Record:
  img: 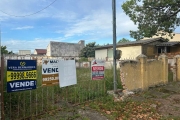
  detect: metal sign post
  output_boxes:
[112,0,117,92]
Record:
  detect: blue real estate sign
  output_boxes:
[7,60,37,93]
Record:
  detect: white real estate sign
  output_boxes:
[58,60,77,87]
[42,59,59,86]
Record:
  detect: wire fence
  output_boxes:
[0,56,121,120]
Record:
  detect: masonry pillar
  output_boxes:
[137,54,148,90]
[158,54,168,84]
[175,55,180,81]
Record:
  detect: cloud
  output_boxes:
[12,26,34,30]
[62,10,137,39]
[0,0,78,22]
[1,37,67,53]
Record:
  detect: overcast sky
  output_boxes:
[0,0,179,53]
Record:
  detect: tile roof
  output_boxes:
[35,49,47,54]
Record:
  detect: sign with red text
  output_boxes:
[91,59,105,80]
[42,59,59,86]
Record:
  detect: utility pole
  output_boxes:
[112,0,117,92]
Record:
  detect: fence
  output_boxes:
[0,56,120,120]
[0,57,4,120]
[120,54,168,91]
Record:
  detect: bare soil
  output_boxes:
[129,81,180,119]
[38,81,180,120]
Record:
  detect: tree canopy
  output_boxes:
[1,46,14,55]
[79,42,98,58]
[122,0,180,40]
[117,38,130,43]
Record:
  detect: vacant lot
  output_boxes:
[37,81,180,120]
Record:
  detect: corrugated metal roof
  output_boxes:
[156,41,180,46]
[95,37,165,50]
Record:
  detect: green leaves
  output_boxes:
[117,38,130,43]
[1,45,14,55]
[122,0,180,40]
[79,42,97,58]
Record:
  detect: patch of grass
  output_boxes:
[161,93,170,99]
[3,66,119,119]
[168,70,173,82]
[141,91,155,99]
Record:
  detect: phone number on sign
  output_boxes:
[8,71,37,80]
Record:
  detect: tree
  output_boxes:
[122,0,180,40]
[117,38,130,43]
[1,46,14,55]
[79,42,98,58]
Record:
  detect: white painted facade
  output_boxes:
[95,49,107,59]
[46,44,51,56]
[117,45,142,59]
[18,50,31,55]
[34,50,37,54]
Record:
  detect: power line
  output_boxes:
[0,0,58,17]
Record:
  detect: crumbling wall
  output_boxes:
[120,54,168,91]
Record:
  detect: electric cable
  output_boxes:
[0,0,58,17]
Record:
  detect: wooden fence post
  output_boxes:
[0,56,4,120]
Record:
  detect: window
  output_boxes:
[158,47,162,54]
[167,47,170,53]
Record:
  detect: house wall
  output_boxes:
[142,40,165,58]
[34,50,37,55]
[49,40,84,57]
[142,45,156,57]
[117,45,142,59]
[18,50,31,55]
[170,44,180,54]
[120,54,168,91]
[46,44,51,56]
[157,45,180,59]
[95,49,107,59]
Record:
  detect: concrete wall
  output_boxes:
[117,46,142,59]
[173,55,180,82]
[47,40,84,57]
[177,56,180,81]
[18,50,31,55]
[120,54,168,91]
[95,49,107,59]
[46,44,51,56]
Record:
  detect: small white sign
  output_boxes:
[58,60,77,87]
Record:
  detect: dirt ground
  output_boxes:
[128,81,180,119]
[38,81,180,120]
